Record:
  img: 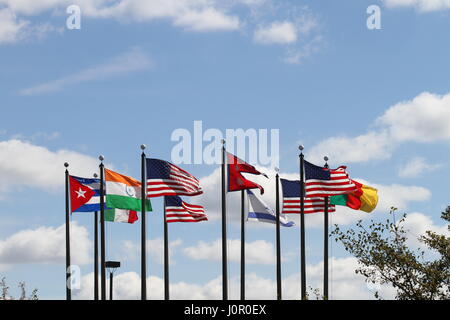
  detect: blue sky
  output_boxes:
[1,0,450,300]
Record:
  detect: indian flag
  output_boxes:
[105,168,151,213]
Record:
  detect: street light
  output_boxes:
[105,261,120,300]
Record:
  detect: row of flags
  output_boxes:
[69,156,378,226]
[65,148,379,300]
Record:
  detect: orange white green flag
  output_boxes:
[104,168,152,222]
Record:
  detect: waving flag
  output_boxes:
[304,160,357,197]
[247,190,294,227]
[227,152,267,194]
[164,196,207,223]
[105,209,138,224]
[330,180,378,213]
[146,159,202,197]
[69,176,100,212]
[105,168,151,212]
[280,178,335,214]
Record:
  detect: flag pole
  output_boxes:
[275,168,282,300]
[99,155,106,300]
[299,145,307,300]
[240,189,245,300]
[164,197,170,300]
[140,144,147,300]
[323,156,329,300]
[64,162,71,301]
[93,173,99,301]
[221,139,228,300]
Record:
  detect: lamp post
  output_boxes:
[105,261,120,300]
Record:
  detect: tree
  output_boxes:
[0,277,38,300]
[331,207,450,300]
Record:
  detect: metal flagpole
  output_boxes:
[164,197,170,300]
[93,173,99,301]
[99,155,106,300]
[140,144,147,300]
[323,156,329,300]
[240,189,245,300]
[221,139,228,300]
[275,168,282,300]
[299,145,307,300]
[64,162,71,301]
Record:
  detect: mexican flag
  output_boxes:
[330,180,378,213]
[105,208,139,224]
[105,168,151,220]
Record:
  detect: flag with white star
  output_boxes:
[69,176,101,212]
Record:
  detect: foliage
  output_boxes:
[0,277,38,300]
[331,207,450,300]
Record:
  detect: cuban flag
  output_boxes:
[69,176,102,212]
[247,190,294,227]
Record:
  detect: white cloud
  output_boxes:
[402,212,450,249]
[0,222,91,269]
[0,139,100,197]
[377,92,450,143]
[173,8,240,32]
[383,0,450,12]
[183,238,279,264]
[254,21,298,45]
[74,256,396,300]
[398,157,441,178]
[19,47,152,95]
[310,91,450,164]
[0,8,29,44]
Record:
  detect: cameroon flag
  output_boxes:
[330,180,378,213]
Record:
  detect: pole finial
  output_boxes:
[93,173,98,178]
[64,162,69,168]
[99,155,104,162]
[324,156,329,162]
[221,139,226,146]
[140,144,146,151]
[299,145,304,152]
[274,167,280,173]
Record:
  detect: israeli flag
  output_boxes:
[247,190,295,227]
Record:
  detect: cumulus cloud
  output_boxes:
[19,47,152,95]
[0,139,100,197]
[383,0,450,12]
[254,21,298,45]
[0,222,91,270]
[0,8,29,44]
[310,91,450,164]
[74,256,396,300]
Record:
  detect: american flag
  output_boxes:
[304,160,357,197]
[280,178,335,214]
[165,196,207,223]
[146,158,203,197]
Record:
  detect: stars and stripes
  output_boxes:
[280,178,335,214]
[164,196,207,223]
[304,160,357,197]
[146,158,203,197]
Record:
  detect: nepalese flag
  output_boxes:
[146,159,203,197]
[247,190,294,227]
[227,152,267,194]
[304,160,357,197]
[164,196,207,223]
[280,178,336,214]
[69,176,102,212]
